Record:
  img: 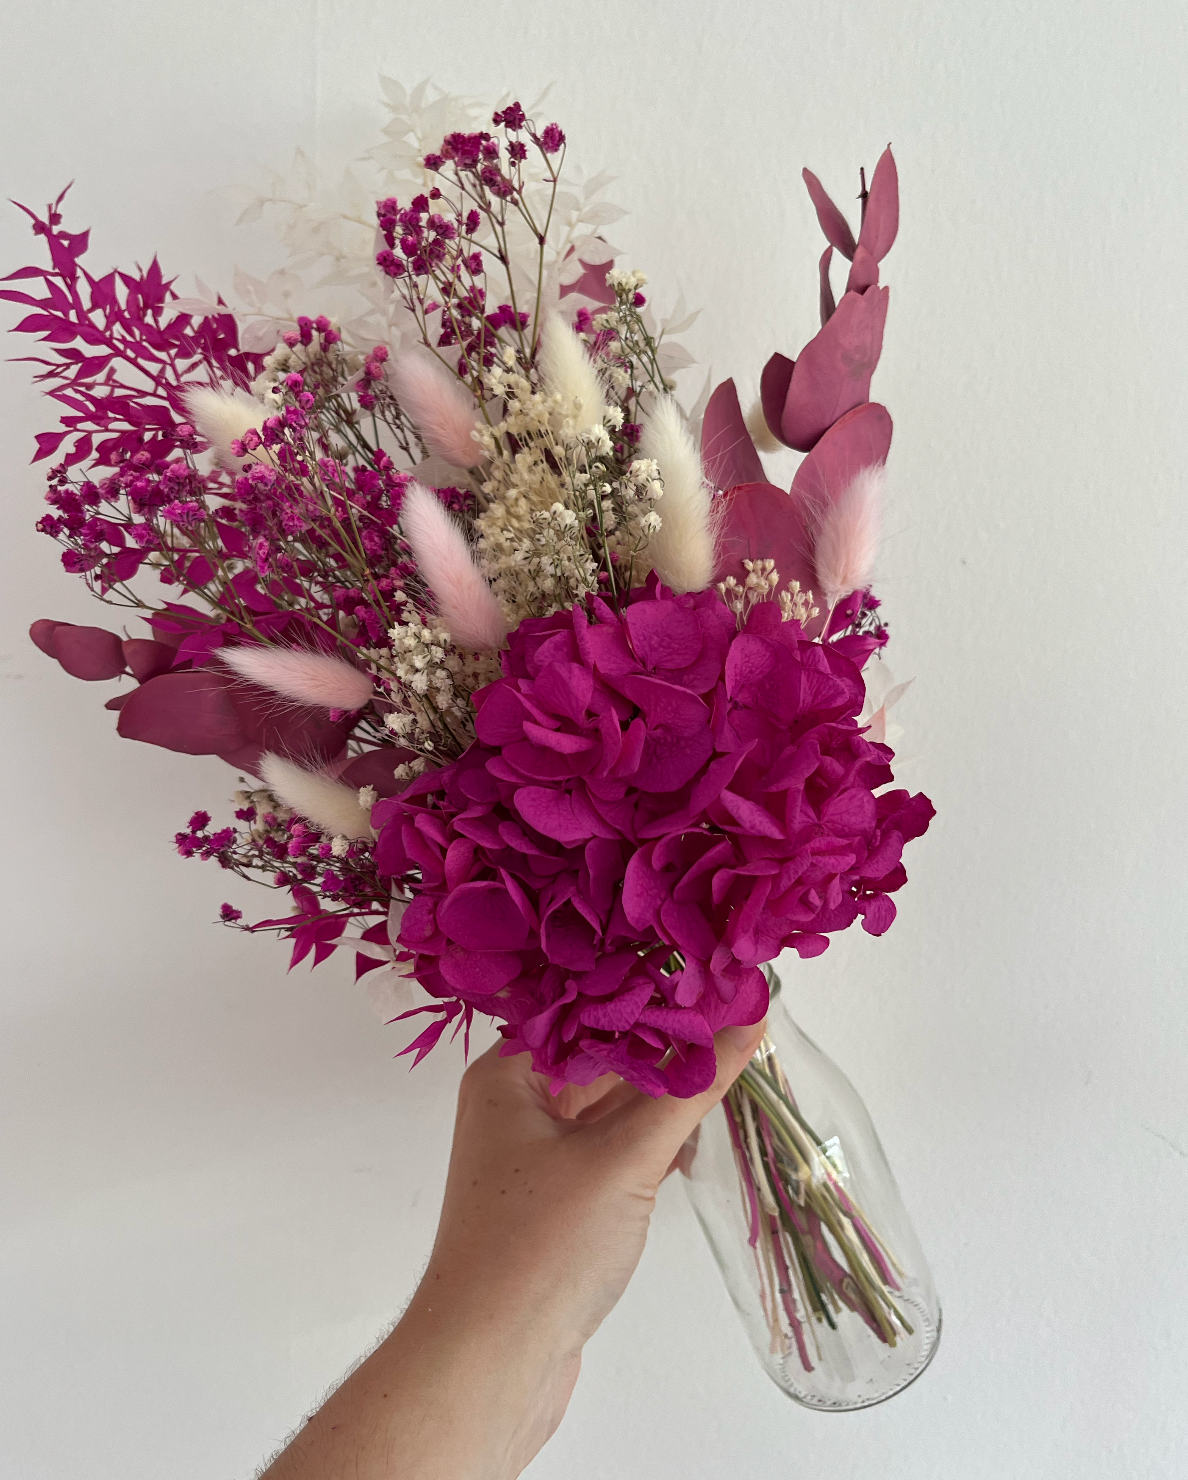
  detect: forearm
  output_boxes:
[262,1269,576,1480]
[260,1025,763,1479]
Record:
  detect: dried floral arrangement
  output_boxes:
[9,83,930,1109]
[9,81,937,1386]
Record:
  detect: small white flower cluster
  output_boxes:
[471,349,668,621]
[472,356,600,620]
[367,590,499,760]
[779,580,820,627]
[592,268,686,396]
[594,269,650,340]
[626,456,664,536]
[717,562,821,630]
[717,557,779,619]
[385,601,453,700]
[606,267,647,294]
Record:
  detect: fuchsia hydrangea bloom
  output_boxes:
[373,580,933,1098]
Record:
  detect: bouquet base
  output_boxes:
[681,976,941,1412]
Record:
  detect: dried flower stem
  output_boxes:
[723,1031,914,1373]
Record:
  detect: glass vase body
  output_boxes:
[681,990,941,1411]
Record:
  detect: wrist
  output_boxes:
[388,1269,577,1480]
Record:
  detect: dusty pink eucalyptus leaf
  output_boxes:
[121,637,176,683]
[117,670,246,754]
[845,245,880,295]
[856,146,899,264]
[30,619,127,680]
[701,378,764,490]
[818,246,836,326]
[789,402,893,515]
[759,353,795,448]
[802,168,858,260]
[223,684,352,774]
[28,619,64,658]
[777,288,889,453]
[116,668,350,772]
[712,482,816,595]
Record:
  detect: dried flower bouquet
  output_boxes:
[8,83,933,1394]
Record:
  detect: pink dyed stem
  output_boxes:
[757,1104,807,1231]
[853,1215,899,1289]
[804,1207,889,1343]
[767,1213,814,1373]
[758,1104,879,1340]
[725,1099,763,1249]
[830,1181,900,1290]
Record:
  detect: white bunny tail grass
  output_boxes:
[538,313,608,430]
[184,386,268,469]
[640,397,719,593]
[812,463,883,609]
[259,753,374,840]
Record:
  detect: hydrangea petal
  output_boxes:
[578,974,653,1030]
[623,600,703,670]
[438,882,531,951]
[439,946,522,994]
[636,723,714,793]
[860,894,897,935]
[663,1042,717,1097]
[532,660,593,721]
[515,786,593,846]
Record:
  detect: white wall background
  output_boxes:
[2,2,1186,1476]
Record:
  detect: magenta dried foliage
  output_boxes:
[4,187,263,470]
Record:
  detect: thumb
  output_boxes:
[594,1019,767,1175]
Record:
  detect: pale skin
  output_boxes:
[261,1018,766,1480]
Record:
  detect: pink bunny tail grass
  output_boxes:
[812,463,884,609]
[259,754,374,839]
[391,351,483,468]
[400,482,509,651]
[220,646,374,711]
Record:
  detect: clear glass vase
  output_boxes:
[681,971,941,1410]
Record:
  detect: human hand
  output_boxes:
[262,1019,766,1480]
